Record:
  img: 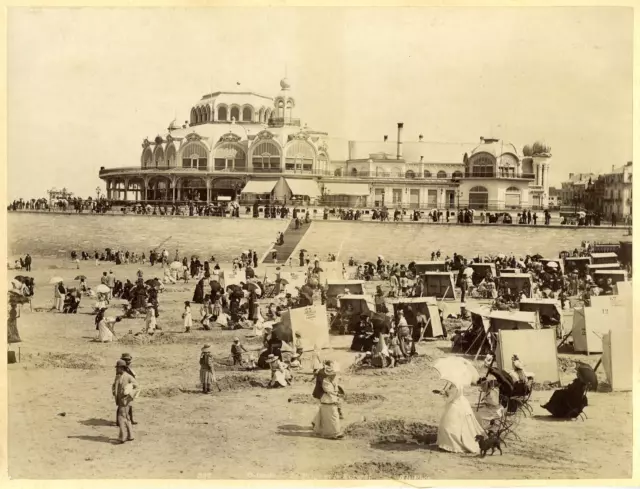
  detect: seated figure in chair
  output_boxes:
[542,364,595,419]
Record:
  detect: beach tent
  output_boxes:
[496,329,560,383]
[389,297,444,338]
[280,304,330,351]
[414,261,448,274]
[421,272,457,299]
[519,298,564,337]
[594,270,627,285]
[589,252,619,265]
[572,305,628,354]
[279,270,307,293]
[337,294,376,315]
[488,310,537,332]
[602,328,633,391]
[618,240,632,268]
[471,263,497,281]
[325,280,366,308]
[497,273,534,298]
[496,329,559,383]
[221,269,244,287]
[319,261,345,282]
[344,266,359,280]
[498,268,518,275]
[614,280,632,299]
[587,263,621,274]
[563,256,591,274]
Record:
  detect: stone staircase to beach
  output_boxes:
[262,220,312,264]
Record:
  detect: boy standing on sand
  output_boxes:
[112,359,138,444]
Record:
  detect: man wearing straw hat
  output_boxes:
[112,359,138,444]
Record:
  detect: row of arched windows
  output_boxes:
[142,139,323,172]
[190,105,274,125]
[335,169,465,179]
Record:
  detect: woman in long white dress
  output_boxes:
[96,316,114,343]
[312,360,344,439]
[436,382,485,453]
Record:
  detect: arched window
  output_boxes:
[405,170,416,179]
[265,108,272,123]
[242,106,253,122]
[205,106,211,123]
[141,148,153,168]
[112,180,126,200]
[351,168,358,177]
[153,146,164,168]
[505,186,521,208]
[317,153,329,174]
[258,107,265,123]
[437,171,448,179]
[166,145,177,168]
[147,177,171,201]
[277,101,285,118]
[423,170,432,178]
[334,168,343,177]
[179,178,207,202]
[470,155,495,177]
[180,142,208,170]
[285,140,315,172]
[251,140,281,171]
[452,170,463,179]
[230,106,240,122]
[469,186,489,210]
[214,143,247,171]
[127,179,144,202]
[217,106,228,121]
[190,108,197,125]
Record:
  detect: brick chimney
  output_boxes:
[397,123,404,160]
[384,135,388,142]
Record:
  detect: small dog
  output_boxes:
[475,434,504,457]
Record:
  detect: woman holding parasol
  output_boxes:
[433,357,485,453]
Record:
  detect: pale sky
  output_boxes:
[7,7,633,200]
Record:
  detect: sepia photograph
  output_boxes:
[5,6,635,482]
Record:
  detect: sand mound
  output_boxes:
[117,332,204,346]
[217,374,269,390]
[33,353,100,370]
[347,354,438,377]
[344,419,438,445]
[329,461,418,480]
[288,392,386,405]
[140,386,185,398]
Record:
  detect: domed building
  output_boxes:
[99,80,551,211]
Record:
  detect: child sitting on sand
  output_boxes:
[231,337,248,365]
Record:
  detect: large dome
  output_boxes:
[470,138,519,158]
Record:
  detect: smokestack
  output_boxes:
[397,122,404,160]
[419,134,424,142]
[384,135,388,142]
[420,156,424,163]
[612,165,615,172]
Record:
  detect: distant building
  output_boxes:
[547,186,561,208]
[560,173,596,212]
[98,79,553,211]
[597,162,633,220]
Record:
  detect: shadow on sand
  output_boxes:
[79,418,114,427]
[67,435,120,445]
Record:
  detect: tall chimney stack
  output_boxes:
[419,134,424,142]
[397,122,404,160]
[384,135,388,142]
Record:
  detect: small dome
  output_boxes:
[280,78,291,90]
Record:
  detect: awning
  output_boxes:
[216,195,232,201]
[240,179,278,194]
[285,178,321,198]
[323,183,370,196]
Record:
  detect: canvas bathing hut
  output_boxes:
[325,280,366,308]
[389,297,444,339]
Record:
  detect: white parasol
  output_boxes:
[433,356,480,387]
[546,262,558,269]
[169,261,183,270]
[49,276,64,284]
[95,284,110,294]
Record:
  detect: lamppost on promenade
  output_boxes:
[456,190,463,223]
[96,186,101,200]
